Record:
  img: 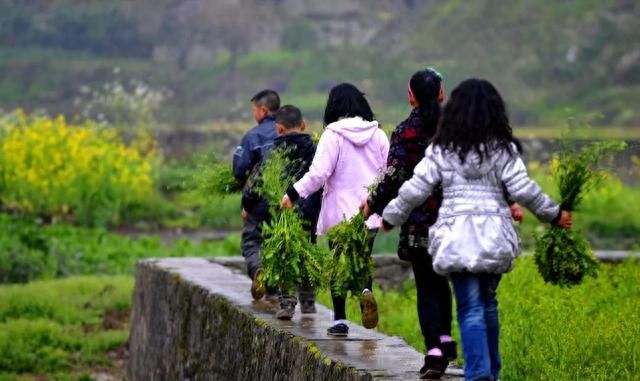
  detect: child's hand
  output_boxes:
[241,208,248,222]
[382,219,394,232]
[361,201,372,218]
[556,210,572,228]
[510,203,523,223]
[279,195,293,210]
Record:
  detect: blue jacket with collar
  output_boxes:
[233,114,277,188]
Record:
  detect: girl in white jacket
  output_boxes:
[382,79,572,381]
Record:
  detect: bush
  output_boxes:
[0,214,239,284]
[0,111,156,227]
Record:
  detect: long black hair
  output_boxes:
[409,69,442,137]
[433,78,522,163]
[323,83,374,126]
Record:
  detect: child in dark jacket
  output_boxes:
[365,68,456,378]
[243,105,322,319]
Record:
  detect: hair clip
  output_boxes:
[427,66,443,80]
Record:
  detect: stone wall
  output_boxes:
[128,258,453,381]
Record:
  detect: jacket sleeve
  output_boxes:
[242,161,264,213]
[382,151,441,227]
[368,128,411,215]
[233,132,257,187]
[288,130,339,200]
[501,154,560,223]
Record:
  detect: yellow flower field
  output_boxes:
[0,110,156,226]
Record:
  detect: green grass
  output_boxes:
[318,257,640,380]
[517,164,640,250]
[515,126,640,140]
[0,213,239,284]
[0,276,133,380]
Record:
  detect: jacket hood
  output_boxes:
[274,132,315,156]
[326,117,380,147]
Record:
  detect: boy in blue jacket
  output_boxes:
[233,89,279,300]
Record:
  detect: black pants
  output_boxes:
[241,213,262,280]
[331,230,377,321]
[410,247,453,350]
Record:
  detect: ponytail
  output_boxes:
[409,69,443,138]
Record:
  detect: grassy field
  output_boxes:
[0,276,133,381]
[0,214,239,284]
[317,256,640,381]
[1,257,636,380]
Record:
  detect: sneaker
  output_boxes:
[327,323,349,337]
[300,301,317,314]
[250,269,266,300]
[419,354,448,379]
[360,289,379,329]
[264,287,280,303]
[440,340,457,361]
[298,288,316,313]
[275,295,297,320]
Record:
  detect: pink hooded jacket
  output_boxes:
[291,117,390,235]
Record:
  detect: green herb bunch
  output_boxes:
[326,211,373,297]
[255,146,299,206]
[195,162,240,198]
[262,207,330,293]
[258,147,330,293]
[534,140,626,287]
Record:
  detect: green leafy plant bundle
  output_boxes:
[534,140,626,287]
[326,211,373,297]
[195,162,240,198]
[262,207,330,293]
[258,147,329,293]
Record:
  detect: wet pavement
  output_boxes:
[150,258,464,380]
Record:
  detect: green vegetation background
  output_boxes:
[1,0,639,126]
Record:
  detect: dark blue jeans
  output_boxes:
[450,273,502,381]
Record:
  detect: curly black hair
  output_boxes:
[433,78,521,163]
[409,68,442,138]
[323,83,374,126]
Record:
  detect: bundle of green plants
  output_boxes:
[195,162,240,198]
[261,207,330,293]
[534,140,626,287]
[326,211,374,297]
[257,148,329,293]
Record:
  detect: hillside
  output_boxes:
[0,0,638,126]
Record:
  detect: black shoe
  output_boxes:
[250,269,266,300]
[327,323,349,337]
[298,288,316,313]
[275,295,297,320]
[419,354,447,379]
[300,301,317,314]
[264,287,280,303]
[440,340,458,361]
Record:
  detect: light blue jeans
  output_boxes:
[450,273,502,381]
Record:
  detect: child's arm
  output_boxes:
[286,130,339,202]
[367,128,411,216]
[233,134,257,188]
[501,155,561,223]
[382,152,441,228]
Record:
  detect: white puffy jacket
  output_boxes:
[382,143,560,275]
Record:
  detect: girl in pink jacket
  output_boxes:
[281,83,389,337]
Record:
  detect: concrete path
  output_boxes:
[142,258,464,380]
